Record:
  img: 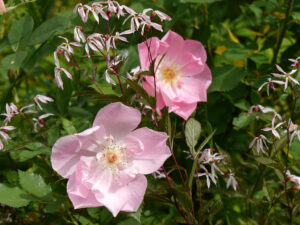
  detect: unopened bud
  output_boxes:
[108,67,116,74]
[150,11,157,20]
[57,49,64,55]
[107,10,111,18]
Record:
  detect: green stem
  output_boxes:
[188,155,198,189]
[271,0,294,64]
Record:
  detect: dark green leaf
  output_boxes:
[28,15,70,45]
[0,183,30,207]
[18,170,52,198]
[1,51,28,70]
[8,15,34,51]
[185,118,201,150]
[208,65,244,92]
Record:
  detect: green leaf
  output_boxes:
[126,78,155,107]
[254,157,283,170]
[185,118,201,151]
[56,77,72,115]
[128,204,143,223]
[18,171,52,198]
[290,141,300,160]
[9,142,50,162]
[28,16,70,46]
[233,112,255,129]
[62,118,77,134]
[196,129,216,153]
[25,142,51,152]
[10,150,44,162]
[93,94,124,103]
[8,15,34,51]
[250,54,270,64]
[74,215,95,225]
[1,51,28,70]
[200,200,223,224]
[120,46,139,75]
[0,183,30,207]
[173,186,193,213]
[208,65,244,92]
[118,218,140,225]
[44,200,63,213]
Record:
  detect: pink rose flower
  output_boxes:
[138,31,212,120]
[51,102,171,216]
[0,0,6,14]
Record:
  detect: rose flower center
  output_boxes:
[162,68,176,81]
[106,152,118,164]
[96,136,128,175]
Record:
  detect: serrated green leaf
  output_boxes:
[185,118,201,151]
[25,142,51,152]
[62,118,77,134]
[8,15,34,51]
[208,65,244,92]
[9,142,50,162]
[10,150,43,162]
[18,171,52,198]
[0,183,30,207]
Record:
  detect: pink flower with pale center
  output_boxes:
[51,102,171,216]
[0,0,6,14]
[138,31,212,120]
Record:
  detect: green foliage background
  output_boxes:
[0,0,300,224]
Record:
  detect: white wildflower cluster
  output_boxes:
[249,109,285,154]
[53,1,171,89]
[258,62,299,95]
[0,95,54,150]
[250,58,300,156]
[196,148,237,191]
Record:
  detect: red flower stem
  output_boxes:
[115,72,125,96]
[162,167,192,225]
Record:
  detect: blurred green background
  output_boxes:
[0,0,300,224]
